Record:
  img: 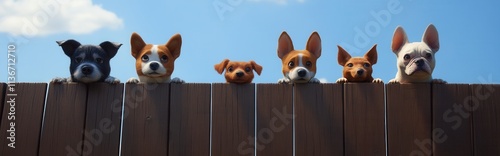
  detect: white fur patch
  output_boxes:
[141,45,167,76]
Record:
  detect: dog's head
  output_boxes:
[214,59,262,84]
[277,31,321,83]
[130,32,182,82]
[338,44,377,82]
[57,40,121,83]
[392,24,440,81]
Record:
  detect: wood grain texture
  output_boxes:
[169,83,211,156]
[432,84,472,156]
[386,84,432,156]
[212,83,255,156]
[295,84,344,156]
[0,83,47,156]
[344,83,385,156]
[472,84,500,156]
[256,84,293,156]
[122,83,170,156]
[39,83,88,156]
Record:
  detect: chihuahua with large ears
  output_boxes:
[127,32,184,83]
[52,40,122,84]
[336,44,383,83]
[277,31,322,84]
[214,59,263,84]
[389,24,446,84]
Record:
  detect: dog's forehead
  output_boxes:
[348,57,370,64]
[284,50,316,61]
[228,62,250,68]
[141,44,169,55]
[75,45,106,58]
[401,42,433,55]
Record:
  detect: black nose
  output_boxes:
[416,59,424,67]
[150,62,159,70]
[236,72,244,77]
[81,65,93,75]
[298,69,307,77]
[357,69,364,75]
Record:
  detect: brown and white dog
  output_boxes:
[277,31,322,84]
[127,32,184,83]
[336,44,383,83]
[214,59,263,84]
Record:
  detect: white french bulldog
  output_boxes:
[389,24,446,84]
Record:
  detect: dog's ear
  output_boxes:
[57,39,81,57]
[278,31,294,59]
[391,26,409,53]
[166,34,182,59]
[250,61,263,76]
[214,59,230,74]
[422,24,439,52]
[131,32,146,59]
[100,41,122,58]
[364,44,378,65]
[306,31,322,58]
[337,45,351,66]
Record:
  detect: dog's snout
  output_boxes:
[416,59,424,67]
[357,69,364,75]
[150,62,159,70]
[236,72,244,77]
[298,69,307,77]
[81,65,93,75]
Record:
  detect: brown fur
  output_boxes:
[337,44,382,83]
[214,59,263,84]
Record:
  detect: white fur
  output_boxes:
[141,45,167,76]
[73,63,102,83]
[278,54,318,84]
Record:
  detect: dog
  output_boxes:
[127,32,184,83]
[277,31,322,84]
[214,59,263,84]
[51,40,121,84]
[336,44,383,83]
[389,24,446,84]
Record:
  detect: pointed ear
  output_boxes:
[364,44,378,65]
[250,61,263,75]
[277,31,294,59]
[306,31,322,58]
[422,24,439,52]
[130,32,146,58]
[100,41,122,58]
[391,26,408,53]
[214,59,230,74]
[337,45,351,66]
[57,39,81,57]
[166,34,182,59]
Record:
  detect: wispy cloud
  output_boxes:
[0,0,123,37]
[319,78,328,83]
[247,0,306,5]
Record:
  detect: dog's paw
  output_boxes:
[51,77,69,83]
[372,78,384,83]
[278,78,290,84]
[388,79,400,84]
[432,79,447,84]
[336,78,348,84]
[105,76,120,84]
[171,77,185,84]
[309,78,321,84]
[126,78,140,84]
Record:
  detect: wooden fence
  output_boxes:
[0,83,499,156]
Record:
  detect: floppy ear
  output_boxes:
[422,24,439,52]
[100,41,122,58]
[364,44,378,65]
[56,39,81,57]
[306,31,322,58]
[214,59,230,74]
[277,31,294,59]
[250,61,263,75]
[166,34,182,59]
[337,45,351,66]
[391,26,408,53]
[130,32,146,59]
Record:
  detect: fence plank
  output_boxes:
[212,83,255,156]
[386,84,432,156]
[169,83,211,156]
[0,83,47,156]
[39,83,88,156]
[295,84,344,156]
[472,84,500,156]
[122,83,170,156]
[256,84,293,156]
[432,84,472,156]
[344,83,385,156]
[0,83,5,125]
[84,83,124,156]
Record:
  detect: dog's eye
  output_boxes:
[228,66,234,72]
[404,54,411,60]
[161,55,168,62]
[364,63,371,68]
[245,67,251,72]
[288,61,294,67]
[141,55,149,62]
[347,63,353,67]
[306,61,312,67]
[75,58,83,63]
[426,53,432,59]
[95,58,103,64]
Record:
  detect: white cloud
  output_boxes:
[0,0,123,37]
[319,78,328,83]
[247,0,305,5]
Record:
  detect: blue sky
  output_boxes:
[1,0,499,84]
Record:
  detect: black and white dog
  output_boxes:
[52,40,122,84]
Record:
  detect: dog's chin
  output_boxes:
[144,72,167,78]
[291,77,311,83]
[405,68,432,77]
[74,76,101,83]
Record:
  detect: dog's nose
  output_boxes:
[357,69,364,75]
[416,59,424,67]
[298,69,307,77]
[81,65,93,75]
[150,62,159,70]
[236,72,244,77]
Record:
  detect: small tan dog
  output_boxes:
[214,59,263,84]
[336,44,383,83]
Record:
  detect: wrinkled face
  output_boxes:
[282,51,317,83]
[343,57,373,82]
[70,45,110,83]
[224,62,256,84]
[136,44,175,78]
[398,42,435,77]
